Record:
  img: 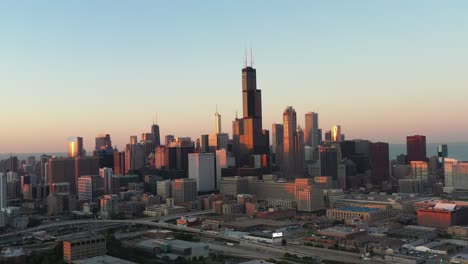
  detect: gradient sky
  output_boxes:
[1,1,468,153]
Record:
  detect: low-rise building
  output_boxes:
[448,226,468,238]
[63,237,106,263]
[326,206,393,223]
[417,202,468,229]
[317,226,367,239]
[136,239,209,259]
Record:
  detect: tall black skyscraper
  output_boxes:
[232,60,269,168]
[151,123,161,146]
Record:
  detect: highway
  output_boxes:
[0,213,384,263]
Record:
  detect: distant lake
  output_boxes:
[390,142,468,161]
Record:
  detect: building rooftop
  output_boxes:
[335,206,380,212]
[72,255,137,264]
[434,203,456,211]
[137,239,208,250]
[319,226,361,235]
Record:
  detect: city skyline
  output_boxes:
[2,1,468,153]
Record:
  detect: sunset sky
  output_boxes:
[1,1,467,153]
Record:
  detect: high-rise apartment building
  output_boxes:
[305,112,319,148]
[407,135,427,163]
[232,64,270,168]
[68,137,84,158]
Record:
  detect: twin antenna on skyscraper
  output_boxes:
[244,47,254,67]
[153,113,158,125]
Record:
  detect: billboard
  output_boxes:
[272,232,283,238]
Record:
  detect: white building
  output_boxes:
[188,153,215,192]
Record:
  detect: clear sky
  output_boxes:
[1,1,467,153]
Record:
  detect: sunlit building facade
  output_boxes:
[67,137,84,158]
[331,125,341,142]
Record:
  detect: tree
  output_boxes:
[281,238,287,246]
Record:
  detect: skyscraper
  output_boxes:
[188,153,216,192]
[68,137,84,158]
[305,112,319,148]
[370,142,390,190]
[295,126,305,175]
[215,110,221,134]
[324,130,332,142]
[271,123,284,165]
[129,136,138,145]
[99,167,113,195]
[438,144,448,165]
[232,63,270,168]
[319,146,339,185]
[49,156,99,194]
[407,135,427,163]
[151,123,161,146]
[95,134,112,151]
[282,106,299,179]
[331,125,341,142]
[165,135,175,146]
[200,134,209,153]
